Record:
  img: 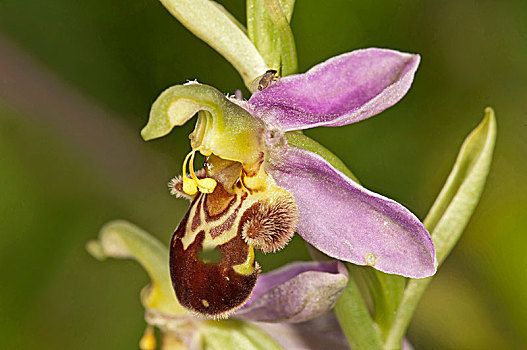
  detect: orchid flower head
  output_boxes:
[141,48,437,319]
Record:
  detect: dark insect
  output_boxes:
[251,69,279,92]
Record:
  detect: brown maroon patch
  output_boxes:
[240,202,264,240]
[204,184,236,219]
[208,194,246,239]
[170,215,259,318]
[209,209,237,239]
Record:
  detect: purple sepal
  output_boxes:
[236,260,348,323]
[268,146,437,278]
[249,48,420,131]
[252,312,350,350]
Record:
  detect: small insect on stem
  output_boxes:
[251,69,279,92]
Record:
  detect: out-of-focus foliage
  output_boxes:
[0,0,525,349]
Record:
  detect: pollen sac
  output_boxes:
[241,192,298,254]
[169,169,207,200]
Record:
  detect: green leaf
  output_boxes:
[384,108,497,349]
[200,319,283,350]
[209,1,247,34]
[158,0,267,89]
[280,0,296,21]
[86,220,187,315]
[424,107,497,264]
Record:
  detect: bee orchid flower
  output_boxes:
[141,48,437,318]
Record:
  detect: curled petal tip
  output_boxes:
[140,124,169,141]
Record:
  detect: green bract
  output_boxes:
[87,220,186,315]
[157,0,267,88]
[384,108,497,349]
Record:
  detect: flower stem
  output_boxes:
[383,277,431,349]
[263,0,298,75]
[334,264,383,350]
[361,269,405,338]
[247,0,281,69]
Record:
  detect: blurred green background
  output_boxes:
[0,0,525,349]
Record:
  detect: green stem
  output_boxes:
[361,269,405,338]
[264,0,298,75]
[247,0,281,69]
[334,264,383,350]
[383,277,431,349]
[285,132,359,182]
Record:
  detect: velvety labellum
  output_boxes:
[170,185,259,318]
